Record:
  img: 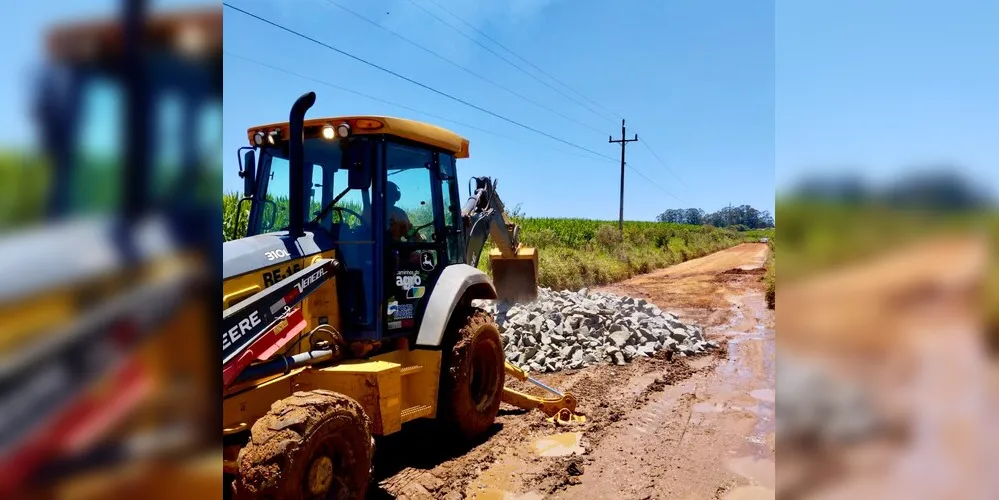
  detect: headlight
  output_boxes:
[322,124,336,140]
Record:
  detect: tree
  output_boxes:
[659,205,774,229]
[683,208,704,225]
[656,208,684,223]
[759,210,775,228]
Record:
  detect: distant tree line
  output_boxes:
[790,168,995,211]
[656,205,775,230]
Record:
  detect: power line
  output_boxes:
[223,2,619,162]
[403,0,617,126]
[223,51,618,166]
[639,139,688,189]
[225,57,681,214]
[625,162,686,204]
[420,0,622,123]
[223,52,511,140]
[322,0,606,135]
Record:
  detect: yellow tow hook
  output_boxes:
[502,361,587,424]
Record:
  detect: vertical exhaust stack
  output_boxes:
[288,91,316,238]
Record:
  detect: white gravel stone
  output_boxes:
[476,288,715,373]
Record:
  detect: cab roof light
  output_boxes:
[336,122,350,138]
[321,124,336,140]
[354,119,383,130]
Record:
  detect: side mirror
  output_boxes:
[433,164,449,181]
[345,142,371,189]
[239,147,256,197]
[438,154,457,182]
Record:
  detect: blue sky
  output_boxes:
[6,1,996,220]
[1,0,212,144]
[223,0,776,220]
[777,0,998,197]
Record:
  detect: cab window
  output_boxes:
[384,143,436,242]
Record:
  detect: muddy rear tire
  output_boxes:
[438,307,506,441]
[234,390,373,500]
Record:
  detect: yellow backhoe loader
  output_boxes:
[222,91,581,499]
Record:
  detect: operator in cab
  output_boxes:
[386,181,421,242]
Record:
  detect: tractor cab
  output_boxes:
[36,10,222,222]
[225,114,471,342]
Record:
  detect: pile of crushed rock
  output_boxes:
[473,287,717,373]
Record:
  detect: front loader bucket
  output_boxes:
[489,246,538,303]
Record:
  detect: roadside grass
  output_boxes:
[476,217,758,290]
[744,228,775,241]
[764,235,775,309]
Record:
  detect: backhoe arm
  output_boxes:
[461,177,538,302]
[460,178,580,422]
[461,177,520,266]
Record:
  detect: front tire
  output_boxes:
[438,307,506,441]
[234,390,373,500]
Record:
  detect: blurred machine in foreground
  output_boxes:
[0,2,221,498]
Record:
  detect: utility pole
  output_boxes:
[609,119,638,232]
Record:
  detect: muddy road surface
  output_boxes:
[373,243,774,500]
[775,236,998,500]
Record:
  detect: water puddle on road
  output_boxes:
[749,388,775,403]
[721,485,775,500]
[725,455,776,489]
[465,460,546,500]
[693,401,726,413]
[699,292,776,465]
[467,488,545,500]
[533,432,584,457]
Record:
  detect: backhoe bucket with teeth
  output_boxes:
[489,246,539,303]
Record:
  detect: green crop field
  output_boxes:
[223,192,761,290]
[483,217,756,290]
[0,151,49,230]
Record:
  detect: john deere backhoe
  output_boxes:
[222,92,580,498]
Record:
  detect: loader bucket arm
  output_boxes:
[501,361,585,424]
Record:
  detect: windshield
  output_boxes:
[257,137,370,235]
[71,75,121,214]
[255,137,376,327]
[37,59,221,219]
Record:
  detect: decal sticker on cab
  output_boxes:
[262,263,303,287]
[395,270,422,290]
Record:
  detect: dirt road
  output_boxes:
[373,243,774,500]
[774,236,998,499]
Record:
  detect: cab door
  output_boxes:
[380,142,447,337]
